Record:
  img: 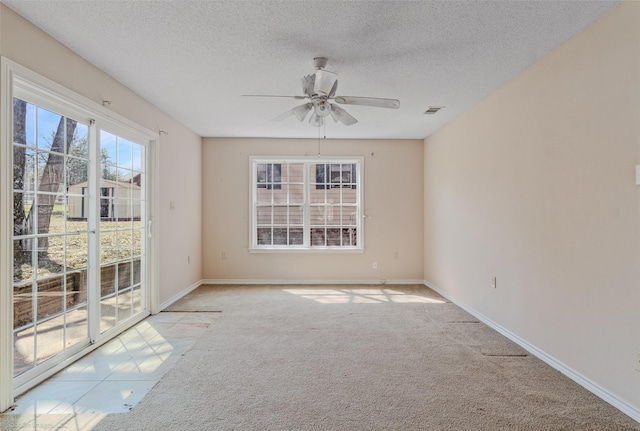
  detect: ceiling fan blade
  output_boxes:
[292,103,312,121]
[272,109,294,121]
[309,112,324,127]
[329,104,358,126]
[333,96,400,109]
[272,103,312,122]
[242,95,307,99]
[327,79,338,99]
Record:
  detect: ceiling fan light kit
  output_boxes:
[246,57,400,128]
[313,70,338,96]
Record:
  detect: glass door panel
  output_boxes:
[12,98,91,378]
[99,130,147,334]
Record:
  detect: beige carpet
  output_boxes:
[94,284,639,430]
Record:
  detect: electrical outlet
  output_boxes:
[187,255,191,264]
[491,276,497,289]
[372,262,378,270]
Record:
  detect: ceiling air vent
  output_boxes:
[424,106,444,115]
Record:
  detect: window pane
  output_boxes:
[132,285,142,314]
[132,144,144,171]
[289,228,303,245]
[133,258,142,285]
[117,290,133,323]
[311,228,325,246]
[14,147,35,192]
[289,184,304,204]
[273,228,287,245]
[343,228,357,246]
[256,163,267,186]
[101,165,118,182]
[133,229,144,258]
[257,228,272,245]
[101,131,117,166]
[101,264,116,297]
[118,261,132,291]
[342,189,357,204]
[69,123,89,160]
[36,150,65,195]
[343,206,358,225]
[273,184,287,204]
[65,305,88,348]
[100,295,116,333]
[13,192,33,238]
[118,230,133,260]
[327,228,341,246]
[13,98,34,148]
[36,108,63,153]
[14,282,33,328]
[313,164,328,190]
[115,198,132,222]
[256,188,273,205]
[117,138,133,170]
[311,205,329,226]
[257,206,272,225]
[36,193,66,235]
[36,315,65,364]
[66,156,88,191]
[289,206,303,225]
[67,269,87,307]
[36,236,65,278]
[36,276,65,321]
[14,238,34,282]
[273,207,288,224]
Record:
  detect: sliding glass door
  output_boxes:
[11,95,151,387]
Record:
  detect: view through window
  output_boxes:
[251,158,363,250]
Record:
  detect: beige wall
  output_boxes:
[203,138,424,282]
[424,1,640,411]
[0,5,203,304]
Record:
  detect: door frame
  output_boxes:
[0,57,160,412]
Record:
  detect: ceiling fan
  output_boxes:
[244,57,400,127]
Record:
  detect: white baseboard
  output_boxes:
[159,279,203,311]
[201,279,425,286]
[423,279,640,424]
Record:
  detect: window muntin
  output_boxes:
[251,158,362,250]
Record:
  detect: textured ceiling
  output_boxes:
[2,1,621,139]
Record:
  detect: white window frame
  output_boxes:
[249,156,364,253]
[0,58,160,411]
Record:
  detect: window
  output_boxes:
[251,157,363,251]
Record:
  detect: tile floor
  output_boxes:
[0,311,217,429]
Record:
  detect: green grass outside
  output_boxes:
[13,212,142,282]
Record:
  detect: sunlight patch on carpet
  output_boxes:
[283,288,446,304]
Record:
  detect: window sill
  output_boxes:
[249,247,364,254]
